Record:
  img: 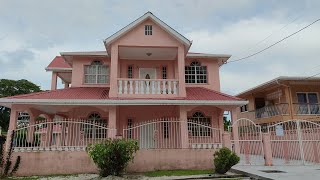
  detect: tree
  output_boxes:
[0,79,41,132]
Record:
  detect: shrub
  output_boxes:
[86,138,139,177]
[213,147,239,174]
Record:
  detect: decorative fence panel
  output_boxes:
[123,118,222,149]
[267,120,320,165]
[13,119,116,152]
[230,118,264,165]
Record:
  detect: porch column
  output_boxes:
[222,132,232,150]
[231,108,240,155]
[218,110,224,143]
[177,46,186,97]
[27,112,35,143]
[284,86,294,119]
[179,106,189,148]
[5,106,18,153]
[108,106,117,139]
[109,45,119,98]
[51,72,58,90]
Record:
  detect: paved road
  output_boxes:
[232,165,320,180]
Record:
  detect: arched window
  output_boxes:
[188,111,211,136]
[185,61,207,84]
[84,112,107,139]
[84,60,109,84]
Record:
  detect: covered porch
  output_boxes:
[8,104,234,152]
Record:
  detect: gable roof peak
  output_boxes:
[104,11,191,49]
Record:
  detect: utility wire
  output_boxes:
[233,13,304,59]
[228,18,320,63]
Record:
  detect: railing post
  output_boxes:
[129,80,133,94]
[157,81,161,94]
[168,80,172,94]
[173,81,177,94]
[262,133,273,166]
[222,132,232,150]
[135,80,139,94]
[118,80,122,94]
[124,80,128,94]
[140,80,144,94]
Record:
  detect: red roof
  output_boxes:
[46,56,71,69]
[4,87,241,101]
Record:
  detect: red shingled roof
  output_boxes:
[4,87,241,101]
[46,56,71,69]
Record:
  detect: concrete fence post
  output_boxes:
[262,133,273,166]
[222,132,232,150]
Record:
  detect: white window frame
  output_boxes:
[145,25,152,35]
[185,61,207,84]
[84,61,109,84]
[188,112,211,137]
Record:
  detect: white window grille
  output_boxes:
[185,61,207,84]
[188,112,211,137]
[83,113,107,139]
[84,60,109,84]
[162,66,167,79]
[128,65,133,78]
[145,25,152,35]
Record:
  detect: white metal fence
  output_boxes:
[267,120,320,165]
[123,118,222,149]
[12,119,115,152]
[230,118,265,165]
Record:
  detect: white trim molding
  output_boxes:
[0,98,248,106]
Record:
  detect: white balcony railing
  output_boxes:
[118,78,179,95]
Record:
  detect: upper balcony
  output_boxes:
[238,103,320,122]
[118,78,179,96]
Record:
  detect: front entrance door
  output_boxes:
[139,68,157,79]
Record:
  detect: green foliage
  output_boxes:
[213,147,240,174]
[0,79,41,132]
[1,131,21,178]
[86,139,139,177]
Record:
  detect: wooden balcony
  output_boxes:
[117,78,179,96]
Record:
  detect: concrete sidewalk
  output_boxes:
[232,165,320,180]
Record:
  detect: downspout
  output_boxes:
[276,80,294,119]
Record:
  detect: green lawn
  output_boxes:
[144,169,214,177]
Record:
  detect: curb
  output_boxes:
[230,168,273,180]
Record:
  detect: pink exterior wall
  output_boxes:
[13,149,217,176]
[119,59,176,79]
[71,56,110,87]
[113,19,182,47]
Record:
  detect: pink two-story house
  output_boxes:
[0,12,246,175]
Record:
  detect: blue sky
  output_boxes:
[0,0,319,95]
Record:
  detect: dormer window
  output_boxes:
[84,60,109,84]
[145,25,152,35]
[185,61,207,84]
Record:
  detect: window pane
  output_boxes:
[98,66,107,74]
[308,93,318,104]
[97,75,107,84]
[85,75,96,83]
[297,93,307,103]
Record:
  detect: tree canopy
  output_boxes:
[0,79,41,131]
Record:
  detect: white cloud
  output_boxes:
[186,15,320,95]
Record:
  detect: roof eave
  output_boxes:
[0,99,247,106]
